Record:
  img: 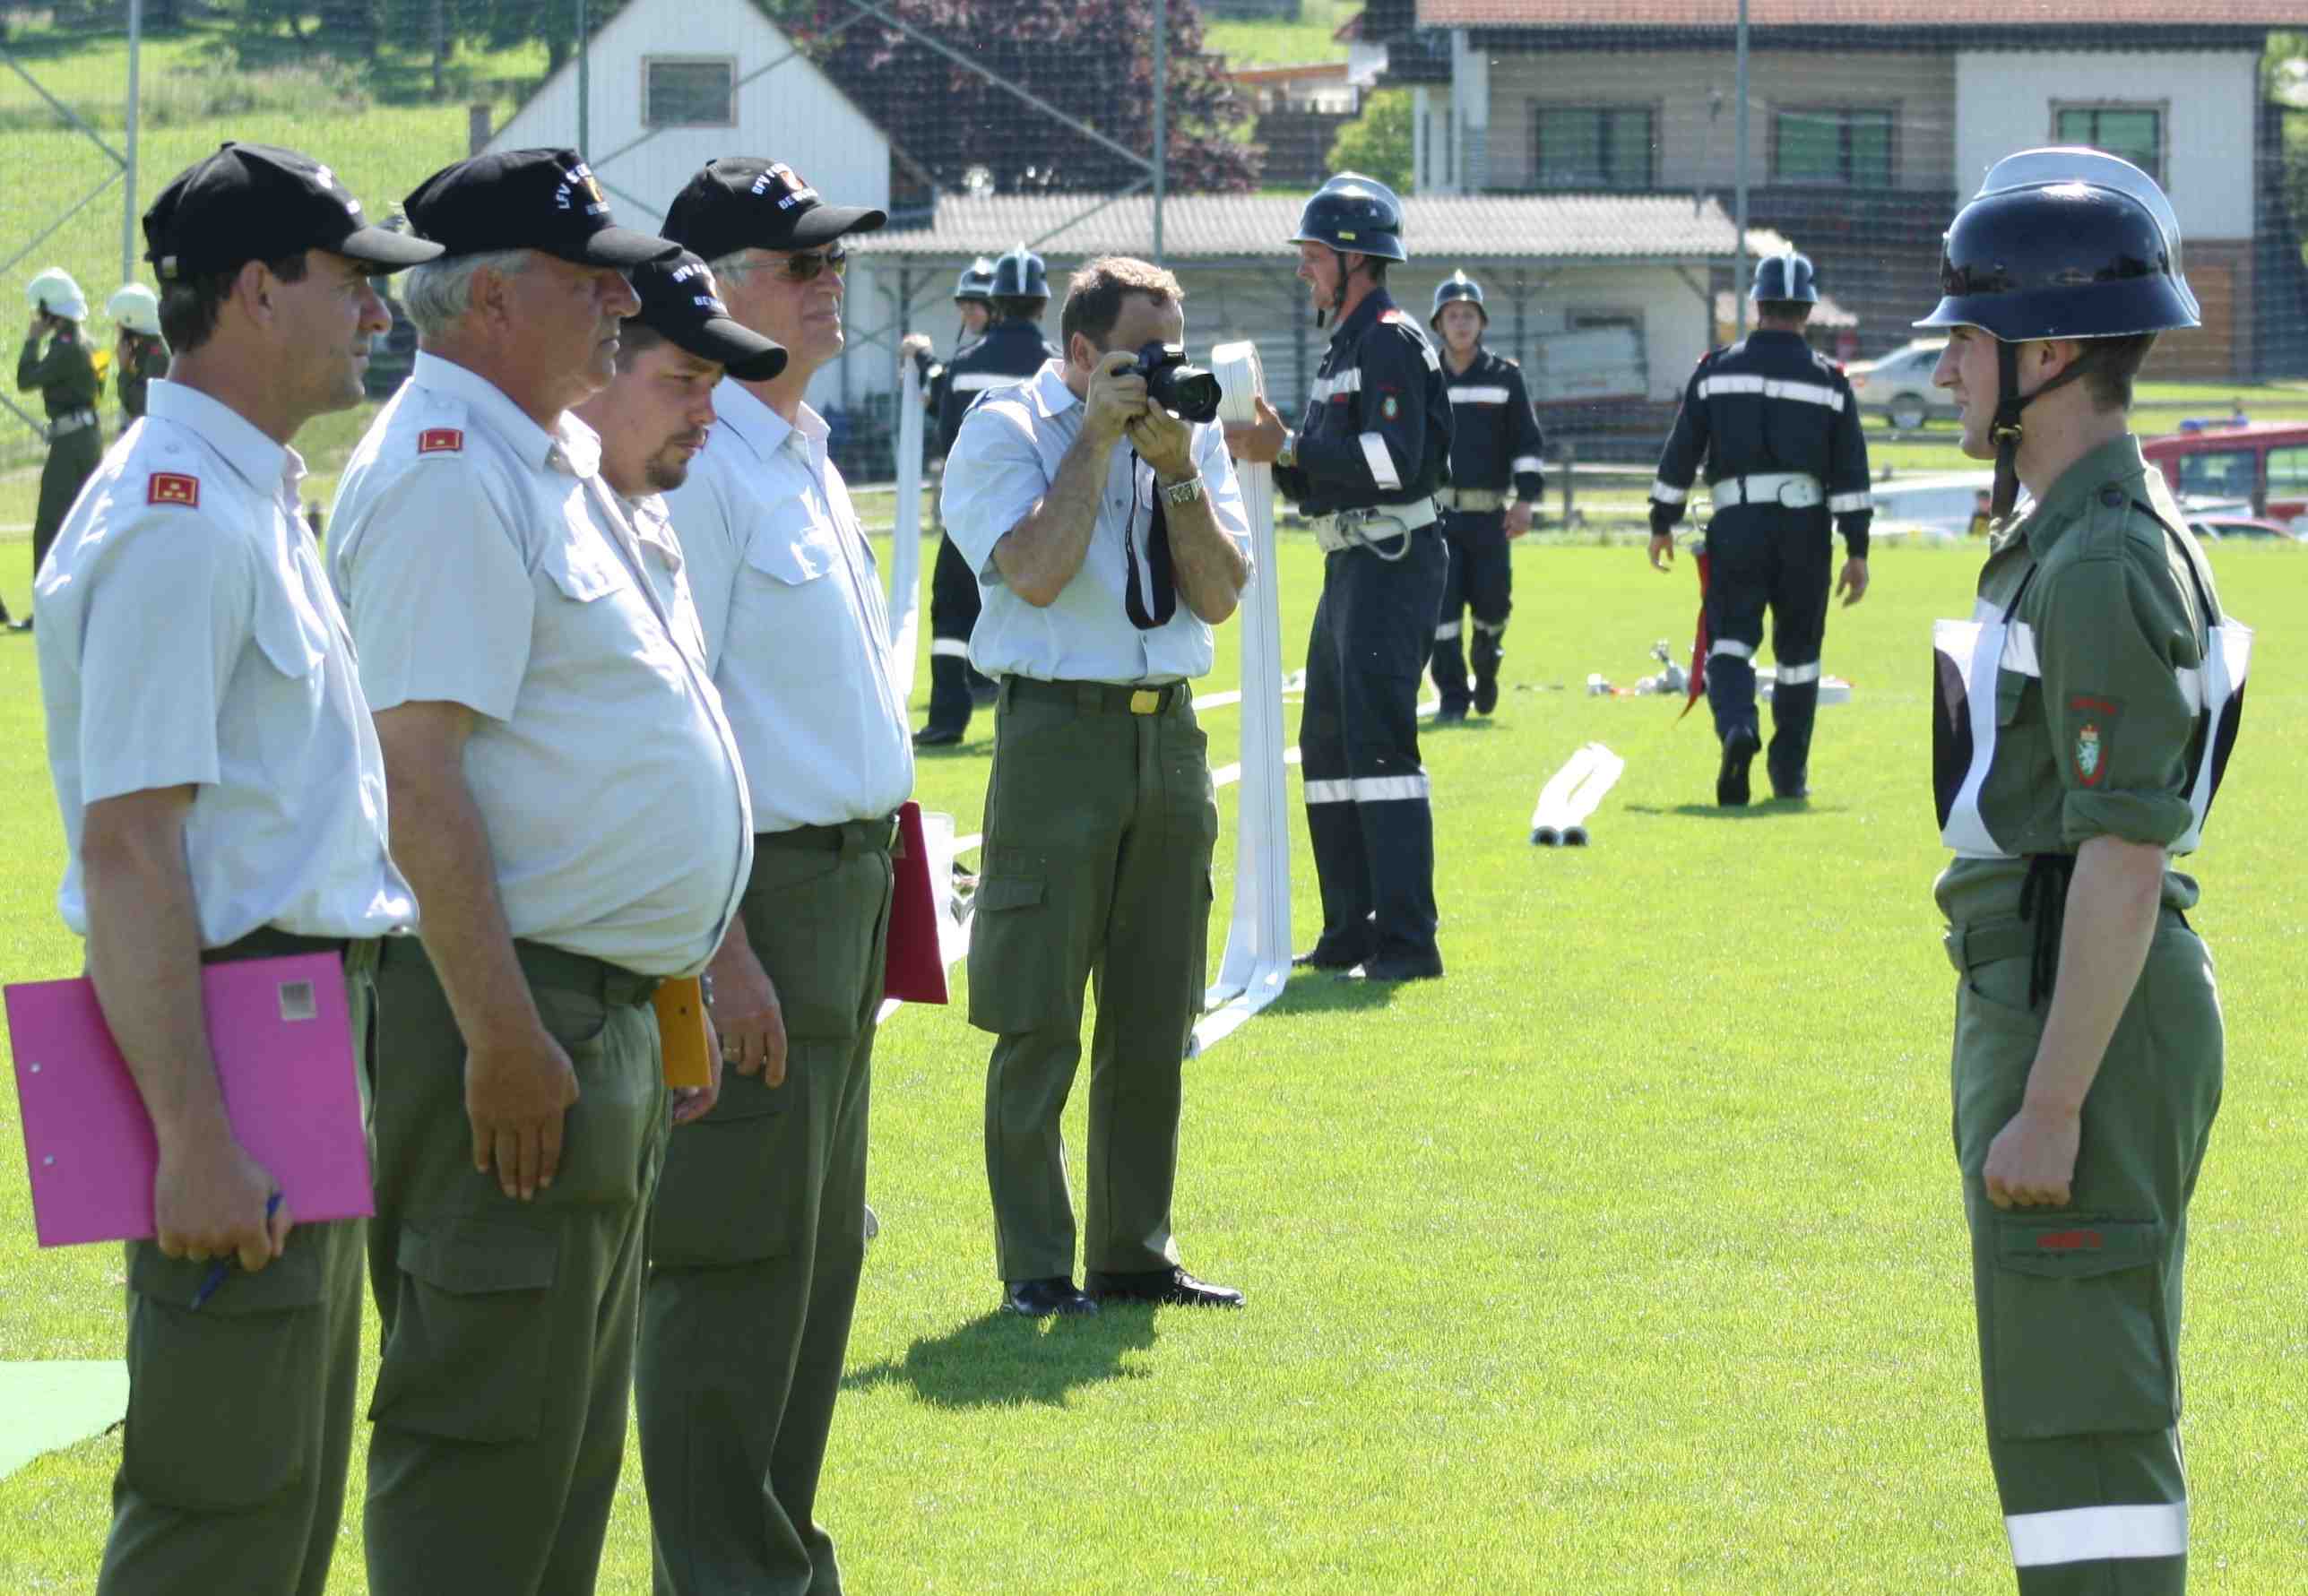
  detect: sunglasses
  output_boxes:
[771,246,848,283]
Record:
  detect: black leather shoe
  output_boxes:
[1471,674,1500,715]
[1340,953,1444,983]
[1432,702,1469,725]
[1002,1277,1099,1318]
[1086,1266,1244,1309]
[912,724,965,748]
[1292,945,1364,971]
[1716,725,1760,808]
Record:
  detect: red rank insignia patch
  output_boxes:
[419,427,464,455]
[147,472,199,508]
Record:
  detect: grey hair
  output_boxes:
[402,248,532,337]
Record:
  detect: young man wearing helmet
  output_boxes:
[909,244,1056,746]
[1226,172,1453,982]
[1646,250,1872,805]
[1923,150,2244,1596]
[107,282,171,427]
[15,267,105,629]
[1428,269,1546,722]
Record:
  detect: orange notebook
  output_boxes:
[653,977,714,1090]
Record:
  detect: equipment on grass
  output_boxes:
[1530,743,1625,846]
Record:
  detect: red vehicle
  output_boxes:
[2139,421,2308,524]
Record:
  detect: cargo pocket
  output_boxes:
[650,1067,796,1268]
[122,1237,329,1511]
[967,874,1060,1033]
[368,1220,558,1443]
[1987,1216,2174,1440]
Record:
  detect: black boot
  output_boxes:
[1469,621,1505,715]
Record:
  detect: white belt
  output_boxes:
[1712,472,1821,509]
[1307,497,1439,556]
[1439,487,1507,513]
[46,408,99,440]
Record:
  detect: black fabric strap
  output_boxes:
[1123,453,1178,632]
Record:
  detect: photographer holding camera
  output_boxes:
[942,255,1250,1320]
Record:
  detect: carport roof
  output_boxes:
[857,191,1749,265]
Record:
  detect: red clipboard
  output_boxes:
[884,801,949,1005]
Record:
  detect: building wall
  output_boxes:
[1485,48,1957,195]
[486,4,890,228]
[1953,49,2258,238]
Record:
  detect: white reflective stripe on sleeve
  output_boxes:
[1511,455,1545,476]
[1776,660,1822,685]
[2001,620,2041,677]
[1360,432,1403,490]
[1708,638,1755,660]
[1449,386,1510,404]
[2007,1502,2187,1568]
[1304,779,1354,805]
[1828,490,1874,513]
[1434,621,1463,641]
[950,372,1016,393]
[1310,369,1362,401]
[929,638,972,658]
[1651,479,1689,505]
[1696,374,1846,411]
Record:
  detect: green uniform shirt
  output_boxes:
[117,332,169,421]
[17,327,99,416]
[1934,435,2217,927]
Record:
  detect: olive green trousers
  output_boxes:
[1949,911,2223,1595]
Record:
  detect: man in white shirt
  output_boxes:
[34,140,437,1596]
[326,147,753,1595]
[640,156,912,1596]
[942,256,1251,1319]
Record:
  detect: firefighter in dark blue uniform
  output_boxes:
[906,255,996,447]
[915,243,1059,746]
[1430,270,1546,721]
[1647,251,1873,806]
[1226,173,1453,982]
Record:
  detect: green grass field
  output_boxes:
[0,527,2304,1591]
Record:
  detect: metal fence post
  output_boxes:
[123,0,141,284]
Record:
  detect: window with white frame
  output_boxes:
[645,57,736,128]
[2052,104,2165,186]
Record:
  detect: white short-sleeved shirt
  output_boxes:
[663,382,913,833]
[940,360,1251,686]
[326,352,751,979]
[35,381,414,945]
[621,488,710,669]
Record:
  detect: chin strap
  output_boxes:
[1989,339,2104,519]
[1316,247,1350,330]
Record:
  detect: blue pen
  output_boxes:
[190,1192,283,1311]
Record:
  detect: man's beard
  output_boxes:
[644,447,693,493]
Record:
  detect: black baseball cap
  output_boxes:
[403,148,679,270]
[143,142,443,282]
[630,252,788,382]
[661,158,886,262]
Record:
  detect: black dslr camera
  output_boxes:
[1128,341,1223,425]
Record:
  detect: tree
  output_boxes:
[1327,89,1413,194]
[790,0,1256,194]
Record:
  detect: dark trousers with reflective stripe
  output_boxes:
[640,826,890,1596]
[923,533,995,737]
[970,680,1216,1282]
[364,938,668,1596]
[1431,509,1512,712]
[1949,913,2220,1595]
[1301,530,1448,968]
[1703,507,1831,791]
[99,932,375,1596]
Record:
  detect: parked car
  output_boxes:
[2186,513,2305,542]
[2141,421,2308,522]
[1846,339,1957,431]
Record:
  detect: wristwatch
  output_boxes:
[1276,429,1299,470]
[1160,475,1206,507]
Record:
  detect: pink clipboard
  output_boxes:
[6,953,374,1248]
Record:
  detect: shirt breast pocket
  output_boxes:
[249,581,331,684]
[737,506,849,680]
[538,532,631,606]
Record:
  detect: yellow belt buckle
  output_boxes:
[1130,688,1160,715]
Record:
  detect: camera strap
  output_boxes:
[1123,451,1178,632]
